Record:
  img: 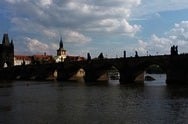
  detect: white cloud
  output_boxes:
[5,0,27,4]
[25,37,49,53]
[66,2,93,14]
[43,29,57,38]
[93,0,141,8]
[134,0,188,17]
[63,30,91,44]
[135,35,171,55]
[151,34,171,47]
[7,0,142,35]
[138,40,147,48]
[91,19,141,36]
[40,0,53,7]
[136,21,188,55]
[121,19,141,36]
[3,0,142,55]
[99,19,119,32]
[168,21,188,42]
[6,0,53,7]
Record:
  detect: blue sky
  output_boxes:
[1,0,188,58]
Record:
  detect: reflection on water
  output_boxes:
[144,74,166,86]
[0,75,188,124]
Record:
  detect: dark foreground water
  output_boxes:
[0,75,188,124]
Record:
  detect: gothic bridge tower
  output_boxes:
[0,33,14,68]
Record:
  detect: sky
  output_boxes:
[1,0,188,58]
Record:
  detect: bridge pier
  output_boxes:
[119,70,144,84]
[84,71,97,82]
[56,70,69,81]
[119,71,135,83]
[166,56,188,85]
[56,63,74,81]
[166,71,188,84]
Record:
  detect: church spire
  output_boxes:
[56,36,67,62]
[59,36,63,49]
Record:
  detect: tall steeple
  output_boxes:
[59,36,63,49]
[56,36,67,62]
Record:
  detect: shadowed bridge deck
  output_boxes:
[0,54,188,85]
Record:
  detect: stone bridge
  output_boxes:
[1,54,188,85]
[56,54,188,84]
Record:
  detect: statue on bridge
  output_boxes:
[124,50,126,58]
[98,53,104,59]
[171,45,178,55]
[135,51,139,58]
[87,53,91,61]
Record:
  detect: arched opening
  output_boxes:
[53,69,58,78]
[108,66,120,80]
[144,64,166,85]
[107,66,120,85]
[69,68,85,82]
[3,62,8,68]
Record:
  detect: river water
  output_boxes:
[0,74,188,124]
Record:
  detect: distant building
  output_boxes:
[54,37,86,62]
[14,55,31,66]
[55,37,67,62]
[31,54,54,64]
[1,34,84,66]
[14,53,54,66]
[0,33,14,68]
[66,56,85,62]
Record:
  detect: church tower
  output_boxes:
[0,33,14,68]
[56,37,67,62]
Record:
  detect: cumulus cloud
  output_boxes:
[25,37,49,53]
[167,21,188,43]
[6,0,141,34]
[93,0,141,8]
[5,0,27,4]
[136,35,172,55]
[88,19,141,36]
[6,0,53,7]
[121,19,141,36]
[24,37,59,55]
[136,21,188,55]
[39,0,53,7]
[43,29,57,38]
[2,0,142,55]
[134,0,188,17]
[63,30,91,44]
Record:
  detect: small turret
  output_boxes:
[11,39,14,47]
[11,39,13,45]
[2,33,10,46]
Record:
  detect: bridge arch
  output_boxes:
[136,60,168,73]
[56,62,85,81]
[52,56,174,84]
[131,60,167,83]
